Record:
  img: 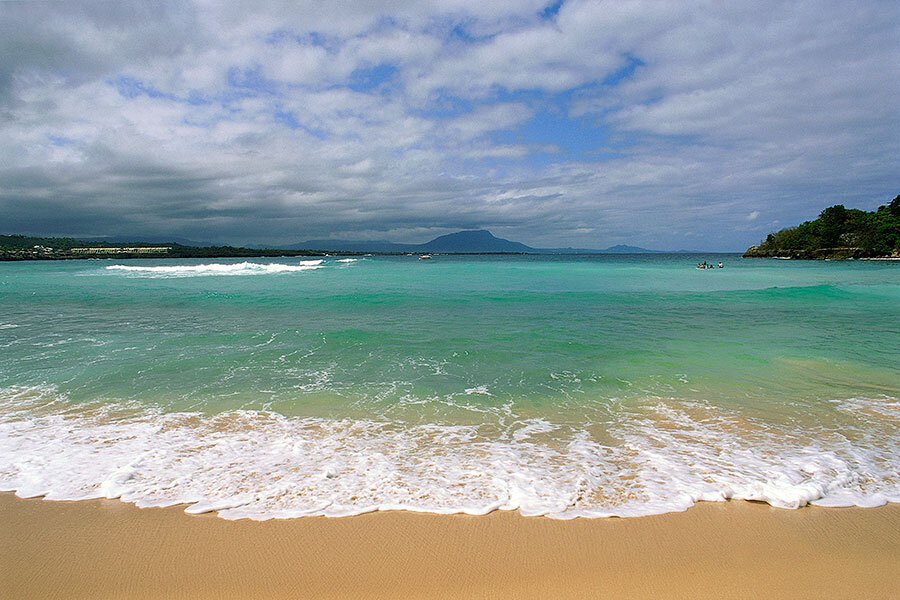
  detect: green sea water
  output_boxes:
[1,255,898,518]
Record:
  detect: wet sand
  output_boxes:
[2,492,898,599]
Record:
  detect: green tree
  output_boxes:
[889,195,900,218]
[749,194,899,258]
[818,204,847,247]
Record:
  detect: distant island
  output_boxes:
[279,230,679,254]
[1,230,679,261]
[744,195,900,260]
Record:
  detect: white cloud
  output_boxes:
[446,103,533,140]
[0,0,897,250]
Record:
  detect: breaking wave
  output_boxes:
[1,385,897,520]
[104,260,324,277]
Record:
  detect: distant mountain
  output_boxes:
[597,244,662,254]
[287,230,534,253]
[420,230,534,253]
[286,230,667,254]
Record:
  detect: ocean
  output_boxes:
[1,254,897,519]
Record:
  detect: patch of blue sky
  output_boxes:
[272,105,329,139]
[447,21,490,44]
[226,66,279,95]
[272,106,300,129]
[419,53,644,121]
[602,54,644,86]
[420,16,496,46]
[111,75,212,108]
[487,110,615,169]
[347,63,397,92]
[186,90,212,106]
[181,105,240,128]
[371,15,405,33]
[47,135,75,146]
[264,29,338,52]
[540,0,565,20]
[495,54,648,160]
[113,76,179,101]
[200,65,286,109]
[416,95,476,120]
[478,88,603,155]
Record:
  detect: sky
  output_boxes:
[1,1,898,251]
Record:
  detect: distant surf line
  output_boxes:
[104,260,325,277]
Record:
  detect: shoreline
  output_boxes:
[3,493,898,599]
[0,251,744,262]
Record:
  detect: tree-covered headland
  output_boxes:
[744,195,900,259]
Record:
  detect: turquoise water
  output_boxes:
[1,255,898,518]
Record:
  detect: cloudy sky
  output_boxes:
[1,0,898,250]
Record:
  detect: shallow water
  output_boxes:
[1,254,897,518]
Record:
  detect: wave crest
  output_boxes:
[104,260,323,277]
[1,387,897,520]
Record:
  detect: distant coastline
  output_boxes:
[744,195,899,260]
[0,237,326,262]
[1,231,700,262]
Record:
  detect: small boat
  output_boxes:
[418,254,433,260]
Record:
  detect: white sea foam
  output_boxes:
[463,385,492,396]
[0,324,19,330]
[335,258,358,263]
[834,396,900,419]
[1,386,897,520]
[104,260,323,277]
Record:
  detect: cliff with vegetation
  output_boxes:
[744,195,900,259]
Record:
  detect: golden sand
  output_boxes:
[2,493,898,599]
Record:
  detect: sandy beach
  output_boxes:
[2,493,898,599]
